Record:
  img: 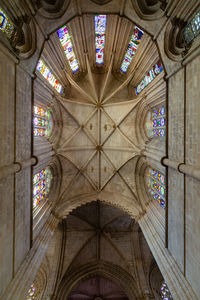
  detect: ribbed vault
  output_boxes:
[37,14,164,219]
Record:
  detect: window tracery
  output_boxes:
[135,61,163,95]
[183,10,200,45]
[26,284,36,300]
[95,15,107,65]
[146,105,166,137]
[33,105,52,137]
[36,59,63,94]
[120,26,144,73]
[146,168,166,209]
[33,167,52,210]
[0,7,15,40]
[160,281,173,299]
[57,25,79,73]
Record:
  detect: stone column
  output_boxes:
[1,214,60,300]
[0,157,37,180]
[138,210,198,300]
[162,157,200,181]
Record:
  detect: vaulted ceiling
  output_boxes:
[31,2,167,299]
[35,13,164,219]
[41,202,155,299]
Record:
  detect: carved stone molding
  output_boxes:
[36,0,71,19]
[131,0,166,20]
[90,0,112,5]
[164,18,187,62]
[15,17,37,59]
[56,261,140,299]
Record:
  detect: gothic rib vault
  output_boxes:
[36,14,164,219]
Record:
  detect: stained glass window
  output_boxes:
[95,15,107,65]
[0,7,15,39]
[183,10,200,44]
[146,105,166,137]
[160,281,173,299]
[146,168,166,208]
[120,26,144,73]
[33,167,52,210]
[36,59,63,94]
[57,25,79,73]
[135,61,163,95]
[27,284,36,300]
[33,106,52,137]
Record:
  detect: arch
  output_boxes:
[54,190,143,220]
[37,0,71,19]
[32,266,47,300]
[56,261,140,300]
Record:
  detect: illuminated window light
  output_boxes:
[57,25,79,73]
[135,61,163,95]
[183,10,200,44]
[33,106,52,137]
[95,15,107,65]
[33,167,52,210]
[120,26,144,73]
[147,168,166,209]
[0,7,15,39]
[36,59,63,94]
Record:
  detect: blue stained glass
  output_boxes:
[160,282,173,299]
[0,7,15,39]
[146,105,166,138]
[120,26,144,73]
[135,61,163,95]
[33,167,52,210]
[147,168,166,209]
[183,10,200,44]
[36,60,63,93]
[57,25,79,73]
[95,15,107,65]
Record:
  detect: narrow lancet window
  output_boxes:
[26,284,36,300]
[146,168,166,208]
[146,105,166,137]
[95,15,107,65]
[57,25,79,73]
[36,59,63,94]
[120,26,144,73]
[33,106,52,137]
[0,7,15,39]
[183,10,200,44]
[33,167,52,210]
[135,61,163,95]
[160,281,173,299]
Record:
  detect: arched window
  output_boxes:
[120,26,144,73]
[0,7,15,39]
[146,105,166,137]
[146,168,166,209]
[36,59,63,94]
[33,167,52,210]
[26,284,36,300]
[95,15,107,65]
[182,10,200,45]
[135,61,163,95]
[57,25,79,73]
[160,281,173,299]
[33,105,52,137]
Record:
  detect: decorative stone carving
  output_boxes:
[131,0,166,20]
[36,0,71,19]
[15,17,36,59]
[164,18,187,62]
[90,0,112,5]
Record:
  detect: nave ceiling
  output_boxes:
[38,202,157,300]
[34,11,165,219]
